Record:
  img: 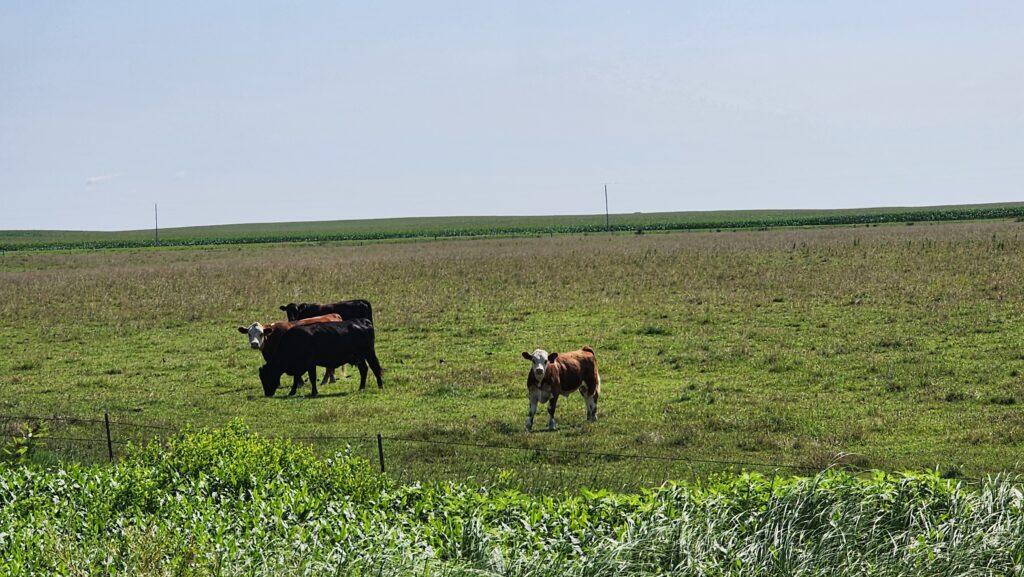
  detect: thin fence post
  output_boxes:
[376,433,385,474]
[104,412,114,462]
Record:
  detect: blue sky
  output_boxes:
[1,2,1021,230]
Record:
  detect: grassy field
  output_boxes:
[2,202,1024,250]
[2,220,1024,487]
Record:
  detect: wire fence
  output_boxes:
[0,413,177,464]
[0,412,990,491]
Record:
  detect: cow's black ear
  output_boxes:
[548,352,559,363]
[279,305,287,311]
[237,327,248,334]
[521,351,532,360]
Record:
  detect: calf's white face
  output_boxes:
[522,349,553,381]
[238,322,266,350]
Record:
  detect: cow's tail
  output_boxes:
[582,346,595,355]
[365,300,374,324]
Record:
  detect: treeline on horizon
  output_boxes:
[3,204,1023,252]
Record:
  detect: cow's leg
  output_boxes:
[288,375,301,396]
[356,359,369,390]
[367,351,384,389]
[585,392,598,421]
[526,390,539,432]
[581,375,600,421]
[547,395,559,431]
[308,367,319,397]
[325,368,336,384]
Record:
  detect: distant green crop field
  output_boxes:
[2,201,1023,251]
[2,220,1024,488]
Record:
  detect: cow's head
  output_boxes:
[238,322,273,350]
[279,304,299,321]
[522,349,557,381]
[259,365,280,397]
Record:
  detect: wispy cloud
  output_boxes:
[173,170,187,180]
[84,174,120,187]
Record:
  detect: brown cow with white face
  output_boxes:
[238,313,343,388]
[521,346,600,432]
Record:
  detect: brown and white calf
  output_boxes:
[521,346,600,432]
[238,313,343,387]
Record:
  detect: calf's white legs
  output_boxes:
[526,395,538,432]
[547,396,558,431]
[584,393,597,421]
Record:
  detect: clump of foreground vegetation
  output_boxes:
[1,425,1022,576]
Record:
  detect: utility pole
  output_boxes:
[154,203,159,244]
[604,184,609,230]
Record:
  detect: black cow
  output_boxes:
[259,319,383,397]
[280,300,373,324]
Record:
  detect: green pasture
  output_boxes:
[2,220,1024,487]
